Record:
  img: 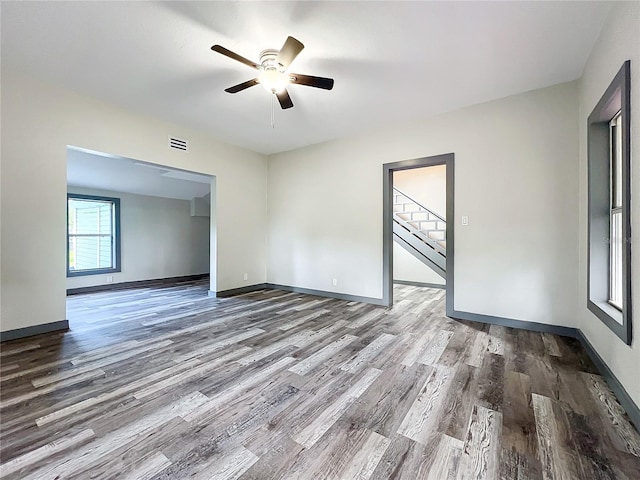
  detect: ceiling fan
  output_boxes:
[211,36,334,110]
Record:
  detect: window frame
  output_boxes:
[67,193,121,277]
[587,60,632,345]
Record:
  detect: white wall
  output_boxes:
[1,70,267,333]
[393,244,445,286]
[268,81,580,327]
[578,2,640,409]
[394,165,447,218]
[67,187,210,289]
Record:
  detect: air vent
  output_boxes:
[168,136,189,152]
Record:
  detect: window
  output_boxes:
[67,194,121,276]
[587,61,631,344]
[609,112,622,309]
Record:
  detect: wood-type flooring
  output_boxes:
[1,280,639,479]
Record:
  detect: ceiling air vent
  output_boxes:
[168,136,189,153]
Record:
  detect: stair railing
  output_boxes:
[393,187,446,256]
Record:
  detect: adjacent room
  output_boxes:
[1,1,639,479]
[66,148,212,289]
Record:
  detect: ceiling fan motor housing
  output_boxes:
[259,49,284,72]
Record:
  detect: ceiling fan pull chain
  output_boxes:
[271,93,275,129]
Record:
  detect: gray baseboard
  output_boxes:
[394,280,446,289]
[1,320,69,342]
[67,273,210,295]
[267,283,387,306]
[576,330,640,432]
[214,284,268,297]
[216,283,386,306]
[448,309,579,338]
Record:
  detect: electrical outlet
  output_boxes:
[243,273,248,281]
[106,275,113,283]
[332,278,338,286]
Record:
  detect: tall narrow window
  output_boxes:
[587,60,631,345]
[609,112,622,310]
[67,194,121,276]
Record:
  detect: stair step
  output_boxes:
[409,212,430,221]
[409,221,440,230]
[394,203,424,210]
[395,209,444,221]
[393,189,446,230]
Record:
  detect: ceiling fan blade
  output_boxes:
[289,73,334,90]
[276,36,304,69]
[224,78,259,94]
[211,45,259,69]
[276,89,294,109]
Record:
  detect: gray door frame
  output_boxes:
[382,153,455,310]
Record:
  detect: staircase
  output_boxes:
[393,188,446,278]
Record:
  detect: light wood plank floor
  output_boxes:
[1,281,639,479]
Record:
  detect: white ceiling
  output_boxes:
[67,148,211,200]
[2,1,611,155]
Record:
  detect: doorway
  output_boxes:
[65,146,216,323]
[382,153,454,310]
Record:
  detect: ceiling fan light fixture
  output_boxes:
[258,68,289,93]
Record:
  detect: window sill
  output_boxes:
[587,299,629,344]
[67,267,121,278]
